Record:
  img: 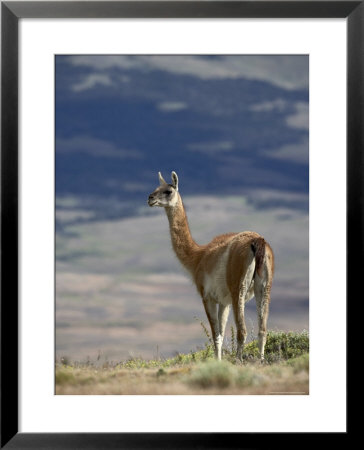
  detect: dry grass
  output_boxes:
[55,331,309,395]
[56,354,309,395]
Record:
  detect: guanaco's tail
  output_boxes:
[251,237,266,278]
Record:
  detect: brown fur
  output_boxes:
[165,198,204,274]
[166,200,274,313]
[226,232,259,302]
[251,237,265,277]
[194,233,237,296]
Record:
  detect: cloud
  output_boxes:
[56,135,142,159]
[246,188,309,212]
[286,102,309,130]
[157,101,188,112]
[66,55,309,91]
[250,99,309,131]
[263,137,309,165]
[71,73,113,92]
[249,98,288,112]
[187,141,235,154]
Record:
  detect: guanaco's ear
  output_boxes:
[171,171,179,191]
[158,172,167,185]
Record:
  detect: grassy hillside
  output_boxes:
[56,330,309,395]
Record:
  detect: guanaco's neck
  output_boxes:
[165,194,202,273]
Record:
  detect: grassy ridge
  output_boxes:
[56,330,309,395]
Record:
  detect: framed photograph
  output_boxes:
[2,1,357,446]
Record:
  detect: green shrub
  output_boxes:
[187,360,238,388]
[242,330,309,362]
[235,369,257,387]
[286,353,309,373]
[187,360,268,389]
[55,369,76,385]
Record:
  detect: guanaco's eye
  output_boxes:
[164,190,172,195]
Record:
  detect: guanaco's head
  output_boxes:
[148,171,179,208]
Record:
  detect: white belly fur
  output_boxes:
[203,247,255,306]
[203,248,232,306]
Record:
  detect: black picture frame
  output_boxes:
[1,1,357,447]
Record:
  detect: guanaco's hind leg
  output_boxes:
[232,296,247,362]
[254,275,272,361]
[233,262,255,362]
